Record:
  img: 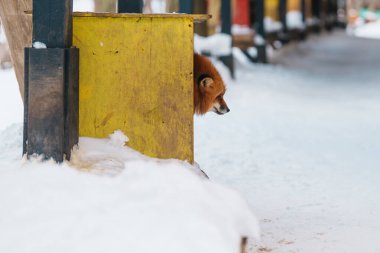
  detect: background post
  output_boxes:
[312,0,321,32]
[179,0,194,14]
[255,0,267,63]
[220,0,235,78]
[117,0,143,13]
[301,0,308,39]
[279,0,289,42]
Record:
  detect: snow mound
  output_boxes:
[354,20,380,40]
[287,11,305,30]
[194,33,232,56]
[0,125,259,253]
[264,17,283,33]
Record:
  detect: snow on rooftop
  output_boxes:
[194,33,232,56]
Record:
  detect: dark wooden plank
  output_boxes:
[64,48,79,160]
[23,48,30,155]
[117,0,143,13]
[32,0,73,48]
[27,48,66,162]
[279,0,288,32]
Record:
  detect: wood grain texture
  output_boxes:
[73,16,194,162]
[64,48,79,160]
[27,48,65,162]
[0,0,32,100]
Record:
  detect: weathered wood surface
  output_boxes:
[73,16,194,162]
[32,0,73,48]
[64,48,79,160]
[24,48,79,161]
[0,0,32,100]
[72,12,211,23]
[26,49,66,162]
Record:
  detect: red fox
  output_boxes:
[193,53,230,115]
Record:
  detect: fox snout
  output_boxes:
[211,99,230,115]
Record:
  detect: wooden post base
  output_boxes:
[23,48,79,162]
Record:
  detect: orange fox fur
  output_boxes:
[193,53,229,115]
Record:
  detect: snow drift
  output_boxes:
[0,126,259,253]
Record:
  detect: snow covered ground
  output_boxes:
[1,26,380,253]
[195,31,380,252]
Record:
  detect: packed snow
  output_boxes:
[195,31,380,253]
[354,20,380,39]
[32,41,47,49]
[286,11,305,30]
[194,33,232,56]
[0,127,259,253]
[264,17,283,33]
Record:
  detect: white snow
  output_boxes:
[254,34,265,46]
[354,20,380,40]
[232,25,253,35]
[0,128,259,253]
[264,17,283,33]
[286,11,305,30]
[0,70,23,131]
[0,25,6,43]
[195,32,380,253]
[194,33,232,56]
[32,41,47,49]
[73,0,95,12]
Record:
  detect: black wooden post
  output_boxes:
[255,0,267,63]
[220,0,235,78]
[179,0,194,13]
[24,0,79,162]
[117,0,143,13]
[312,0,321,33]
[325,0,333,31]
[279,0,289,43]
[300,0,308,39]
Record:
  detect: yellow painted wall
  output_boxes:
[288,0,301,11]
[266,0,279,20]
[73,14,194,162]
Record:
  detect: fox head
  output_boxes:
[194,53,230,115]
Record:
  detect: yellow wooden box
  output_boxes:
[72,13,209,162]
[266,0,280,20]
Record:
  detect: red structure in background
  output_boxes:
[233,0,250,26]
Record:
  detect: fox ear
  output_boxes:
[199,77,214,90]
